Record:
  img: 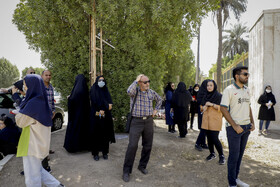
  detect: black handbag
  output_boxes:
[125,88,139,133]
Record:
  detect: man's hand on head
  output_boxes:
[136,74,144,83]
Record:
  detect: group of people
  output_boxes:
[0,65,277,187]
[161,66,277,187]
[64,75,115,161]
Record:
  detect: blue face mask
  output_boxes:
[98,81,105,88]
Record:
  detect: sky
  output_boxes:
[1,0,280,75]
[191,0,280,75]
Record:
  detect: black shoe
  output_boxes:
[206,153,216,161]
[20,171,24,175]
[93,155,99,161]
[177,136,186,138]
[138,166,148,175]
[103,154,108,160]
[218,155,225,165]
[201,144,208,149]
[59,184,65,187]
[195,144,203,151]
[45,166,52,173]
[122,173,130,182]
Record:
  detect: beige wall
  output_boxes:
[249,9,280,130]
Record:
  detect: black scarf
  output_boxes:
[261,85,275,103]
[191,83,199,96]
[197,79,210,103]
[201,80,222,105]
[90,76,113,111]
[164,82,174,94]
[172,82,191,107]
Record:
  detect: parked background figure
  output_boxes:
[195,79,210,151]
[257,85,276,135]
[90,76,115,161]
[200,80,225,165]
[64,74,91,153]
[189,84,199,130]
[0,114,21,160]
[41,70,55,172]
[15,74,63,187]
[164,82,175,133]
[171,82,192,138]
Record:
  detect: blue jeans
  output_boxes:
[226,124,251,186]
[259,120,271,130]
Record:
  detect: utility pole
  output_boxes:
[195,25,200,84]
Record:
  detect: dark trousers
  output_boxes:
[178,121,187,137]
[123,117,154,174]
[206,130,223,156]
[0,140,17,156]
[195,112,206,145]
[226,124,251,186]
[190,111,196,129]
[42,156,49,169]
[92,141,109,156]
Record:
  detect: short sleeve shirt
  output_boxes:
[220,83,251,126]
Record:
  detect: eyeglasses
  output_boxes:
[98,79,104,82]
[141,80,150,84]
[239,72,250,77]
[30,72,36,74]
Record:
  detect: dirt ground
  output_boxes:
[0,119,280,187]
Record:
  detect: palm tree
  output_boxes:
[213,0,247,91]
[223,23,248,59]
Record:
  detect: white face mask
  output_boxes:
[98,81,105,88]
[194,88,199,92]
[266,89,271,93]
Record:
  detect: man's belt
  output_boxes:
[132,116,152,120]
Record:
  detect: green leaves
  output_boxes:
[13,0,218,131]
[0,58,20,88]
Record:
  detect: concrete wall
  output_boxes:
[249,9,280,130]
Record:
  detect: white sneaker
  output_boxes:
[236,178,249,187]
[262,129,268,135]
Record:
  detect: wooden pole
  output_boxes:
[100,28,103,75]
[90,0,97,85]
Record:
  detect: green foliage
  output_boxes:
[213,0,248,91]
[208,52,247,78]
[0,57,20,88]
[223,23,248,59]
[13,0,219,132]
[21,66,45,78]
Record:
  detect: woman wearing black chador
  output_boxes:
[257,85,276,135]
[64,74,91,153]
[90,76,115,161]
[171,82,192,138]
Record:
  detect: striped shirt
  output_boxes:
[127,81,162,117]
[45,83,55,112]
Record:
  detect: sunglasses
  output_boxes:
[98,79,104,82]
[239,72,250,76]
[30,72,36,74]
[141,80,150,84]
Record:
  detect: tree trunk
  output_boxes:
[216,8,223,92]
[195,25,200,84]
